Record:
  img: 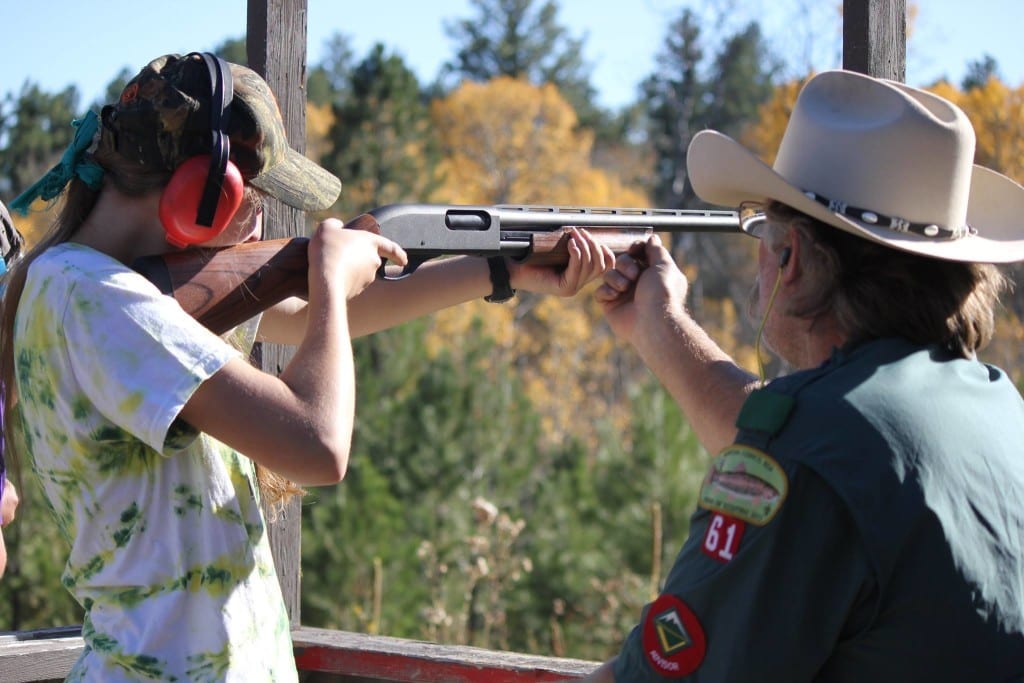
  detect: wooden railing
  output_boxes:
[0,626,599,683]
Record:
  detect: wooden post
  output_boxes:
[842,0,907,80]
[246,0,309,627]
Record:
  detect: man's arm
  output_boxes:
[596,236,759,453]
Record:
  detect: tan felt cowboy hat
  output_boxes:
[687,69,1024,263]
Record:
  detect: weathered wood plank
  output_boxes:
[842,0,907,80]
[292,626,600,682]
[246,0,309,627]
[0,627,599,683]
[0,629,83,683]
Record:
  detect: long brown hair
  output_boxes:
[1,130,301,513]
[764,201,1009,358]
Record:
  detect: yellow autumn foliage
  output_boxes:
[426,77,652,446]
[431,77,649,207]
[740,78,806,164]
[7,201,55,249]
[305,101,335,172]
[933,78,1024,185]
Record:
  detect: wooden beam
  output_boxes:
[842,0,907,80]
[0,629,83,683]
[0,627,601,683]
[292,627,600,682]
[246,0,310,627]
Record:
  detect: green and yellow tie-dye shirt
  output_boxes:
[16,244,296,682]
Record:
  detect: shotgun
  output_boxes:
[133,202,746,335]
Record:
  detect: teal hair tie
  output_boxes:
[10,111,104,215]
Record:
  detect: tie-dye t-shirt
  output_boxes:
[15,243,296,682]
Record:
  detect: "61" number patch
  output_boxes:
[701,512,746,563]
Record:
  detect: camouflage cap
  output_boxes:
[101,52,341,211]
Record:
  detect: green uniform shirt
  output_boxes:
[614,338,1024,681]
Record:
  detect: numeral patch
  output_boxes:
[701,513,745,563]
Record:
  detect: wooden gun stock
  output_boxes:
[133,237,309,335]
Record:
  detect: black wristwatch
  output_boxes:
[484,256,516,303]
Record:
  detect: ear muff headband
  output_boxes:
[159,52,244,247]
[197,52,233,227]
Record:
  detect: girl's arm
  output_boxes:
[180,221,405,485]
[257,227,614,344]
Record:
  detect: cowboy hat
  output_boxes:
[687,69,1024,263]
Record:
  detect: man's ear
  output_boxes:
[777,229,800,283]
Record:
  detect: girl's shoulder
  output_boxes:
[35,243,128,274]
[29,244,147,297]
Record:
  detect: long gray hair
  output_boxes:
[763,201,1010,358]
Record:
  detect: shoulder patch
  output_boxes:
[642,594,706,677]
[735,388,794,435]
[701,512,746,563]
[699,445,788,525]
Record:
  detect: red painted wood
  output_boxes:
[290,627,596,682]
[295,645,580,682]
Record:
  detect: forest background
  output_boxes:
[2,0,1024,662]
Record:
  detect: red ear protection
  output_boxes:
[159,155,244,247]
[160,52,243,248]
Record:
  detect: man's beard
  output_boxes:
[748,276,784,376]
[747,280,776,354]
[746,280,760,324]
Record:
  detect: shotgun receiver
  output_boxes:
[133,202,743,334]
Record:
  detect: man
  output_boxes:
[584,70,1024,680]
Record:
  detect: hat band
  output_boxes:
[804,190,976,241]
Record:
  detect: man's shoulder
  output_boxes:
[769,337,920,390]
[764,337,1006,421]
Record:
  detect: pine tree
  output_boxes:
[640,10,775,327]
[0,83,81,197]
[441,0,602,130]
[307,32,355,107]
[321,44,442,216]
[641,8,705,211]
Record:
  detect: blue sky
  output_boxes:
[2,1,1022,111]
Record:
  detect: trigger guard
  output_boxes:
[377,256,427,281]
[378,261,413,281]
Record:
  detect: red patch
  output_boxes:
[701,513,746,563]
[641,594,706,677]
[121,83,139,104]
